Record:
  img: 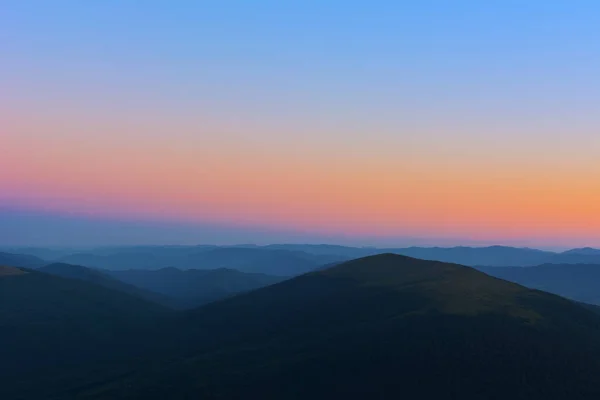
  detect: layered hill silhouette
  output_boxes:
[0,246,77,260]
[0,251,44,268]
[8,254,599,400]
[266,244,556,266]
[58,247,339,275]
[34,263,283,310]
[106,267,286,308]
[477,263,600,306]
[38,263,176,307]
[274,244,600,267]
[562,247,600,256]
[0,266,169,384]
[38,244,600,271]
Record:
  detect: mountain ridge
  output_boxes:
[0,267,171,385]
[106,266,286,308]
[0,251,45,268]
[38,263,176,307]
[65,254,600,400]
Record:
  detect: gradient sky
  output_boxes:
[2,1,600,247]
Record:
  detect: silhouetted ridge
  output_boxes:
[57,247,333,275]
[0,268,170,384]
[477,263,600,306]
[105,266,285,308]
[320,252,469,281]
[39,263,175,307]
[37,244,600,273]
[562,247,600,255]
[9,254,600,400]
[0,251,45,268]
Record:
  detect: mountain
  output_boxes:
[178,247,335,275]
[38,262,285,310]
[0,247,77,260]
[0,266,170,385]
[52,244,600,271]
[0,251,45,268]
[23,254,600,400]
[561,247,600,255]
[265,244,380,258]
[106,267,286,308]
[549,252,600,265]
[57,251,183,270]
[38,263,175,307]
[82,245,219,257]
[272,244,600,267]
[263,244,557,266]
[55,245,223,270]
[477,263,600,306]
[59,247,337,275]
[388,245,554,266]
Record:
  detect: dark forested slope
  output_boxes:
[75,254,600,400]
[0,266,170,383]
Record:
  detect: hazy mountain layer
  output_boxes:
[106,267,286,308]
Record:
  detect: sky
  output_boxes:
[2,1,600,247]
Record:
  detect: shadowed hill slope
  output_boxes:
[58,247,335,275]
[38,263,176,308]
[0,267,170,383]
[477,263,600,306]
[107,267,286,308]
[68,254,600,400]
[0,265,29,276]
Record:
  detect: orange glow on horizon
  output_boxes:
[4,114,600,245]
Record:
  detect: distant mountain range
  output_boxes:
[0,247,79,260]
[7,244,600,271]
[5,255,600,399]
[0,251,45,268]
[7,244,600,312]
[274,244,600,267]
[105,267,286,308]
[36,262,284,310]
[477,263,600,306]
[562,247,600,256]
[34,254,600,311]
[38,263,175,307]
[53,246,342,275]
